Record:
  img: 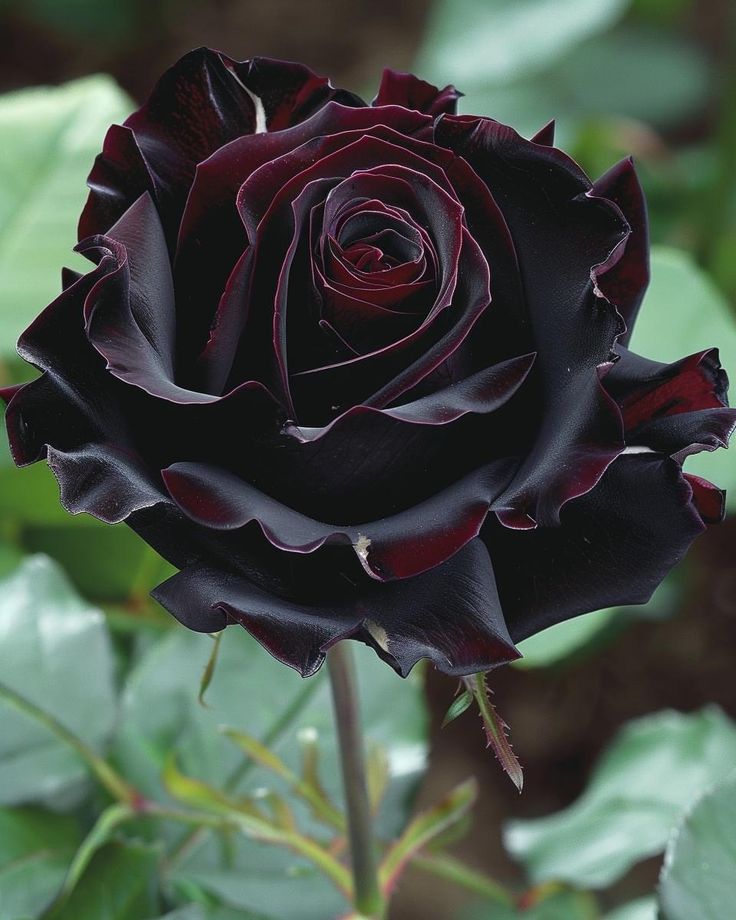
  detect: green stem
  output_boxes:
[328,642,385,919]
[412,853,513,905]
[0,680,138,805]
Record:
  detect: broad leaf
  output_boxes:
[0,556,117,807]
[0,76,131,365]
[605,899,657,920]
[465,889,599,919]
[417,0,629,87]
[504,707,736,888]
[0,806,79,919]
[658,771,736,920]
[47,840,160,920]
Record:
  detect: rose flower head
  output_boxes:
[4,50,735,678]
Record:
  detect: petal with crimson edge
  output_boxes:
[435,115,629,526]
[484,453,706,643]
[286,351,535,440]
[372,69,462,117]
[605,347,736,460]
[590,157,649,343]
[151,538,520,678]
[684,473,726,524]
[529,120,555,146]
[162,458,517,581]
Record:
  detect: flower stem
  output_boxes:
[327,642,385,918]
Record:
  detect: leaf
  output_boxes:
[504,707,736,888]
[46,840,160,920]
[0,556,117,807]
[441,689,473,728]
[0,76,132,365]
[379,778,477,894]
[604,898,658,920]
[112,628,427,919]
[199,632,224,707]
[631,245,736,509]
[658,771,736,920]
[0,806,79,919]
[416,0,629,87]
[153,907,261,920]
[464,888,599,919]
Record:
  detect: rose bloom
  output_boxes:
[4,50,735,677]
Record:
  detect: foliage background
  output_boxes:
[0,1,735,918]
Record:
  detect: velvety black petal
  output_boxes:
[372,69,461,117]
[606,347,736,459]
[591,157,649,343]
[530,120,555,146]
[485,454,706,642]
[80,49,360,246]
[162,458,517,581]
[151,538,520,678]
[435,115,629,527]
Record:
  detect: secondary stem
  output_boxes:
[327,642,385,918]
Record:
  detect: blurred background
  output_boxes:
[0,1,735,919]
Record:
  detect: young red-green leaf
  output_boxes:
[198,631,223,708]
[222,726,345,830]
[366,742,390,815]
[379,778,477,894]
[465,673,523,792]
[441,688,473,728]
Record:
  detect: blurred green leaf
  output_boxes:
[0,76,132,367]
[604,898,658,920]
[658,771,736,920]
[631,245,736,509]
[18,0,136,44]
[46,840,160,920]
[154,907,262,920]
[0,556,117,808]
[417,0,629,87]
[504,707,736,888]
[0,806,79,919]
[112,629,427,918]
[466,888,598,919]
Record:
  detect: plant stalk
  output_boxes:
[327,642,385,918]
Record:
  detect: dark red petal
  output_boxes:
[591,157,649,343]
[530,119,555,146]
[80,50,361,246]
[684,473,726,525]
[47,443,165,524]
[286,352,535,439]
[80,196,220,404]
[436,114,629,526]
[151,538,520,678]
[372,69,462,117]
[162,458,516,581]
[485,454,706,642]
[606,347,736,460]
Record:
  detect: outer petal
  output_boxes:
[435,115,629,527]
[151,538,520,678]
[590,157,649,343]
[372,69,461,117]
[162,458,517,581]
[484,454,706,643]
[79,49,362,245]
[605,347,736,459]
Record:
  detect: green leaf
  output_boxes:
[658,771,736,920]
[441,689,473,727]
[46,840,160,920]
[0,806,79,919]
[505,707,736,888]
[465,888,598,919]
[153,908,261,920]
[604,898,658,920]
[417,0,629,87]
[630,245,736,509]
[112,628,427,918]
[0,76,132,365]
[0,556,117,807]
